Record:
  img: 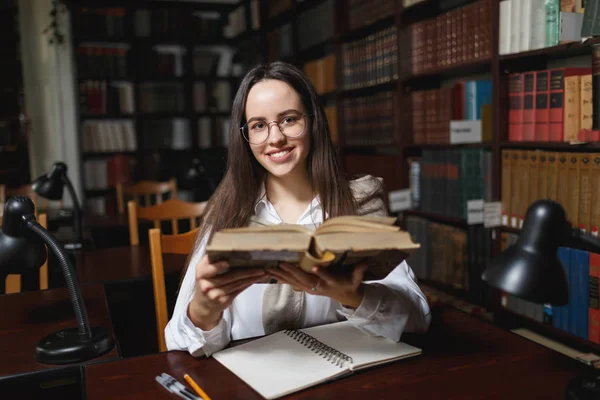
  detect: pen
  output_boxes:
[184,373,212,400]
[156,374,200,400]
[161,373,201,400]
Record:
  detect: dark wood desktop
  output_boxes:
[0,283,119,378]
[84,307,588,399]
[75,245,188,284]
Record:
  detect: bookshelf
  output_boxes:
[234,0,600,355]
[0,1,31,189]
[69,1,240,215]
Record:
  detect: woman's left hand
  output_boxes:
[267,263,368,309]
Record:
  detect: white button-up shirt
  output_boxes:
[165,176,432,357]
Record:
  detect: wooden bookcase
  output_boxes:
[69,0,240,214]
[234,0,600,354]
[0,0,31,189]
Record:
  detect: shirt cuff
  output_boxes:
[337,283,383,322]
[181,312,227,357]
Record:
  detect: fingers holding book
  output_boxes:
[267,263,367,309]
[188,256,268,330]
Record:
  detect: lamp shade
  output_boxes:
[0,197,47,274]
[32,162,68,200]
[482,199,569,306]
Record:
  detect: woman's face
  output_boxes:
[244,79,311,180]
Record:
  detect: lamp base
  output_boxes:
[35,327,114,365]
[565,372,600,400]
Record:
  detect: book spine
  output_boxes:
[592,44,600,130]
[589,252,600,344]
[581,74,593,140]
[523,72,536,141]
[508,74,524,141]
[535,70,550,141]
[549,69,565,142]
[564,75,581,143]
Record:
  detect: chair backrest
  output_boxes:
[127,198,207,246]
[116,178,178,214]
[3,184,63,211]
[1,213,49,294]
[149,227,199,352]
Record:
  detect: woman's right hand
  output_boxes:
[188,255,267,331]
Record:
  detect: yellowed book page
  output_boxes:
[319,215,397,228]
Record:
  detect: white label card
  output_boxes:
[450,120,482,144]
[483,202,503,228]
[388,189,412,212]
[467,199,484,225]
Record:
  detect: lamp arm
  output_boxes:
[62,175,82,242]
[23,215,92,341]
[564,228,600,254]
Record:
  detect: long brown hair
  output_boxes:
[185,61,382,274]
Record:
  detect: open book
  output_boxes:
[212,321,422,399]
[206,215,420,280]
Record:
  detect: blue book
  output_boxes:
[573,249,590,339]
[554,247,571,332]
[464,80,492,120]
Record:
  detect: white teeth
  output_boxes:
[269,149,291,158]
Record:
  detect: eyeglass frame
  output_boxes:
[239,113,312,145]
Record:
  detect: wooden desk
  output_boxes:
[0,283,119,378]
[84,307,588,399]
[75,246,188,284]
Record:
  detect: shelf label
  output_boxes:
[450,120,482,144]
[467,199,484,225]
[483,201,502,228]
[388,189,412,212]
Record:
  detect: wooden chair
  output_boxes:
[0,213,49,294]
[2,184,63,211]
[149,227,199,352]
[127,198,207,246]
[116,178,178,214]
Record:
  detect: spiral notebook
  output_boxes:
[212,321,422,399]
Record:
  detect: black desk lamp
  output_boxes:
[32,162,83,250]
[0,196,114,364]
[482,199,600,399]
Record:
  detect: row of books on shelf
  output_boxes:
[135,9,223,40]
[498,0,582,56]
[303,55,336,96]
[296,0,334,51]
[139,83,186,113]
[501,149,600,234]
[402,0,492,76]
[405,216,492,308]
[411,149,492,221]
[267,23,293,61]
[508,68,597,143]
[79,81,134,115]
[500,232,599,344]
[341,91,395,145]
[341,27,398,90]
[76,8,126,40]
[76,46,128,79]
[82,121,137,152]
[193,81,232,113]
[347,0,394,31]
[410,80,492,144]
[224,0,260,38]
[83,154,133,190]
[76,45,234,79]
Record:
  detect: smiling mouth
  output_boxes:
[267,148,293,159]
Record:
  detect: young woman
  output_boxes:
[165,61,431,357]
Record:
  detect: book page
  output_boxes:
[212,331,350,399]
[314,231,419,254]
[300,321,422,371]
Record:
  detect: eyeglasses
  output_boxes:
[240,113,311,145]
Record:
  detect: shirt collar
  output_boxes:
[253,180,324,219]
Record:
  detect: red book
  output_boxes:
[522,72,536,141]
[508,73,523,141]
[549,67,592,142]
[534,70,550,142]
[452,81,465,120]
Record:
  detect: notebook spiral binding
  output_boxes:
[284,329,353,369]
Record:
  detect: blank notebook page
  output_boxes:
[212,330,351,399]
[299,321,422,370]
